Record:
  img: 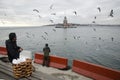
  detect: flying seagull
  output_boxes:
[97,7,101,12]
[94,16,96,19]
[111,37,114,41]
[51,13,56,15]
[109,9,114,17]
[38,15,41,18]
[33,9,39,13]
[50,4,53,9]
[92,21,96,23]
[52,29,56,32]
[50,19,54,23]
[73,11,77,15]
[44,32,48,35]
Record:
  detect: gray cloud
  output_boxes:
[0,0,120,26]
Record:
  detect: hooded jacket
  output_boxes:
[5,33,21,63]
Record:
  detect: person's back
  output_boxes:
[43,43,50,66]
[43,45,50,57]
[6,39,18,62]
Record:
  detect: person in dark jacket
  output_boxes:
[43,43,51,67]
[5,33,23,63]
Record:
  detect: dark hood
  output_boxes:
[9,33,16,40]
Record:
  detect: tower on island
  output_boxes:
[55,16,77,28]
[63,16,69,28]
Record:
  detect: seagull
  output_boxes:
[38,15,41,18]
[92,21,96,23]
[77,36,80,39]
[50,19,54,23]
[41,36,46,40]
[26,32,29,35]
[44,32,48,35]
[93,28,96,31]
[94,16,96,19]
[51,13,56,15]
[73,36,76,39]
[99,37,101,40]
[32,34,35,37]
[33,9,39,13]
[52,29,56,32]
[50,4,53,9]
[26,35,30,38]
[109,9,114,17]
[65,38,67,40]
[97,7,101,12]
[73,11,77,15]
[111,37,114,41]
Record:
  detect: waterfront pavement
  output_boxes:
[0,55,92,80]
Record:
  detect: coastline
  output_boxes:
[45,23,120,27]
[0,23,120,28]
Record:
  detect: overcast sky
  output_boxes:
[0,0,120,26]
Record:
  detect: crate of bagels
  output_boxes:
[12,58,32,78]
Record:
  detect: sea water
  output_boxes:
[0,26,120,70]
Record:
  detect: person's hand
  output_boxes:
[19,48,23,52]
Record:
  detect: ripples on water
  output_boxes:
[0,26,120,70]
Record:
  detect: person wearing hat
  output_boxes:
[5,33,23,63]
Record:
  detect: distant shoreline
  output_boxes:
[45,23,120,27]
[0,24,120,28]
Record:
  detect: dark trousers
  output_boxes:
[8,52,20,63]
[43,56,50,67]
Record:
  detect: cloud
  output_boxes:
[0,0,120,26]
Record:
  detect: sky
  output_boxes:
[0,0,120,27]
